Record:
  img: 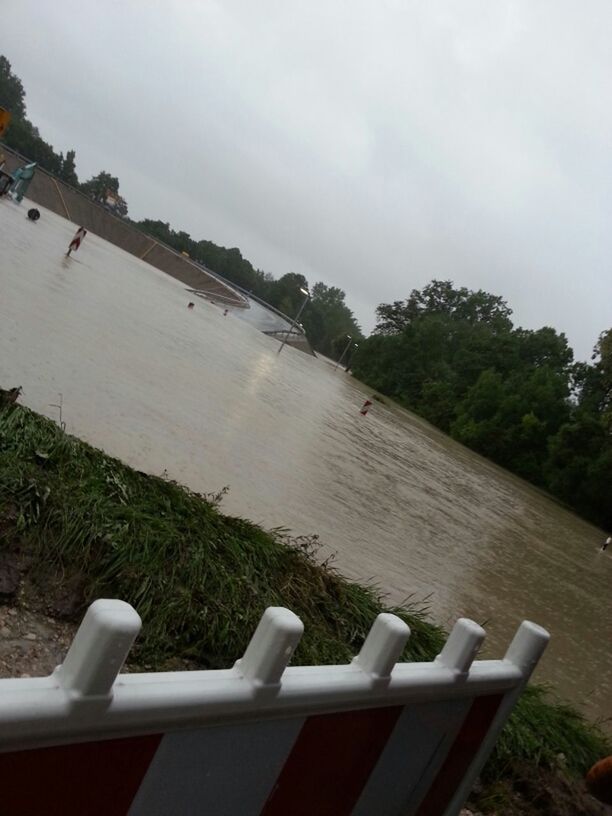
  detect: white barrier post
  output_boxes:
[56,599,141,699]
[353,613,410,680]
[435,618,486,675]
[234,607,304,688]
[443,619,550,815]
[504,620,550,676]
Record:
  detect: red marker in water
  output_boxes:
[66,227,87,256]
[360,399,373,416]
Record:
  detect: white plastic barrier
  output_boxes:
[0,600,548,816]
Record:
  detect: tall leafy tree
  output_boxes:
[374,280,513,335]
[81,171,120,202]
[58,149,78,187]
[265,273,309,318]
[543,329,612,527]
[452,367,570,484]
[588,329,612,429]
[546,417,612,528]
[301,283,363,358]
[0,55,26,118]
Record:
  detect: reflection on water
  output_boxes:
[1,200,610,727]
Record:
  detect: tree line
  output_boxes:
[352,280,611,529]
[0,56,362,357]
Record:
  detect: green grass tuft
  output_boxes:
[489,684,610,778]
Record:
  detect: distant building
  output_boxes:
[103,189,127,217]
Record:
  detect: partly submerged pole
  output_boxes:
[277,287,310,355]
[334,335,352,371]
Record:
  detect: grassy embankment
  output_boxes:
[0,401,608,790]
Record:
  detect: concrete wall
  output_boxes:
[1,145,247,307]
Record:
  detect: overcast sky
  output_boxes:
[3,0,611,359]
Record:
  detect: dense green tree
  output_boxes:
[2,115,62,174]
[138,220,174,244]
[299,283,363,358]
[542,329,612,527]
[58,149,78,187]
[374,280,513,336]
[81,171,120,202]
[265,273,309,318]
[586,329,612,428]
[0,56,26,118]
[452,367,570,484]
[545,417,612,528]
[359,281,529,431]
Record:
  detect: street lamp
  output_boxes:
[334,335,353,371]
[277,287,310,355]
[345,343,359,371]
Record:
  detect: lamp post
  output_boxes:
[344,343,359,371]
[277,287,310,355]
[334,335,353,371]
[345,343,358,372]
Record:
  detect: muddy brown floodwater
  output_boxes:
[1,199,610,729]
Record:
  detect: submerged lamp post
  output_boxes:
[277,287,310,355]
[334,335,353,371]
[345,342,358,371]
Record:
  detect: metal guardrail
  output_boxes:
[194,264,306,336]
[263,329,304,337]
[186,288,244,307]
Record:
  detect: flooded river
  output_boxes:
[1,200,610,728]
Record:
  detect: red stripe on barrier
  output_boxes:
[415,693,503,816]
[260,705,403,816]
[0,734,162,816]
